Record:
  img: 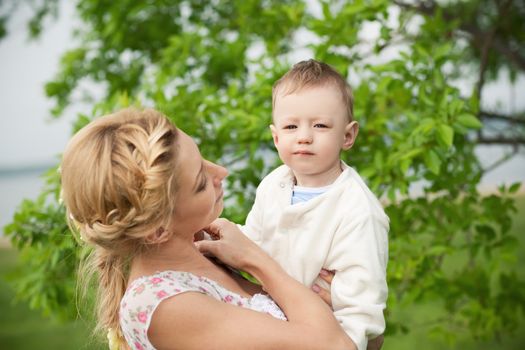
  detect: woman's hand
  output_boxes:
[367,335,384,350]
[312,269,384,350]
[312,269,335,307]
[195,218,263,270]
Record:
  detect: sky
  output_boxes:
[0,1,524,231]
[0,1,76,169]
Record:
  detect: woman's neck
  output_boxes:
[129,234,263,298]
[129,235,210,280]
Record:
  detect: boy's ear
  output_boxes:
[342,121,359,150]
[145,227,171,244]
[269,124,278,145]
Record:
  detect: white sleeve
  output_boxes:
[327,214,389,350]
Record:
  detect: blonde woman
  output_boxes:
[61,108,356,350]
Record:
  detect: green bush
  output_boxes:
[3,0,524,344]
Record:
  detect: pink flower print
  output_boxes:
[156,290,168,299]
[134,284,145,294]
[150,277,163,285]
[237,301,244,306]
[137,311,148,324]
[224,295,233,303]
[134,341,145,350]
[199,287,209,293]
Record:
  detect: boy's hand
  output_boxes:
[312,269,334,306]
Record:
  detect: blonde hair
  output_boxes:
[272,59,354,121]
[60,108,180,348]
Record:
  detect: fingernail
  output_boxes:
[312,284,320,293]
[320,269,329,276]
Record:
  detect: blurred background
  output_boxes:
[1,0,524,349]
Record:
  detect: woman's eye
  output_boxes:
[196,176,207,193]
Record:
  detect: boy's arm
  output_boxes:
[326,213,389,350]
[314,271,384,350]
[238,184,265,244]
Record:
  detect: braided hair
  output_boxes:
[61,108,180,348]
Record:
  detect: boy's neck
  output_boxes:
[293,162,343,187]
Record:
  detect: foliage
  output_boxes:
[3,166,80,320]
[2,0,524,343]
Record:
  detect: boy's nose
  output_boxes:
[297,129,312,144]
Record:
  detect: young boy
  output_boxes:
[241,59,389,350]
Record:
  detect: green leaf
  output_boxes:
[238,270,261,285]
[399,147,424,161]
[437,124,454,148]
[509,182,521,194]
[457,114,483,129]
[424,150,441,174]
[400,158,411,174]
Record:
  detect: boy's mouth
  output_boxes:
[294,150,314,155]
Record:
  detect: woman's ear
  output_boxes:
[269,124,278,145]
[145,227,171,244]
[342,121,359,150]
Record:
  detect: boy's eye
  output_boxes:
[314,123,328,128]
[283,125,297,129]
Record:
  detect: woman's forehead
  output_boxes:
[176,130,202,173]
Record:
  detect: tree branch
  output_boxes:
[475,28,495,100]
[392,0,434,16]
[393,0,525,71]
[483,149,519,173]
[490,37,525,71]
[476,135,525,145]
[461,24,525,72]
[479,111,525,126]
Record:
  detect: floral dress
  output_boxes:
[120,270,286,350]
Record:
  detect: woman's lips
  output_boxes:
[216,189,224,202]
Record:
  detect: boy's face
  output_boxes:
[271,84,358,187]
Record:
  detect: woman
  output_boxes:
[61,108,356,349]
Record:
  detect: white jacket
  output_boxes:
[242,162,389,350]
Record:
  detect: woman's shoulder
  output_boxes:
[121,270,223,313]
[126,270,214,294]
[119,270,223,349]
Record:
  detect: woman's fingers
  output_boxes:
[311,283,332,306]
[312,269,335,307]
[319,269,335,284]
[194,240,218,257]
[198,219,256,269]
[193,230,205,242]
[367,335,384,350]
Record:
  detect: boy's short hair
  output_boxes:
[272,59,354,121]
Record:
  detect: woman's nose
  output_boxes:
[207,161,228,185]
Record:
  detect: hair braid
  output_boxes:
[61,108,180,348]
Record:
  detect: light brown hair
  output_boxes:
[60,108,180,348]
[272,59,354,121]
